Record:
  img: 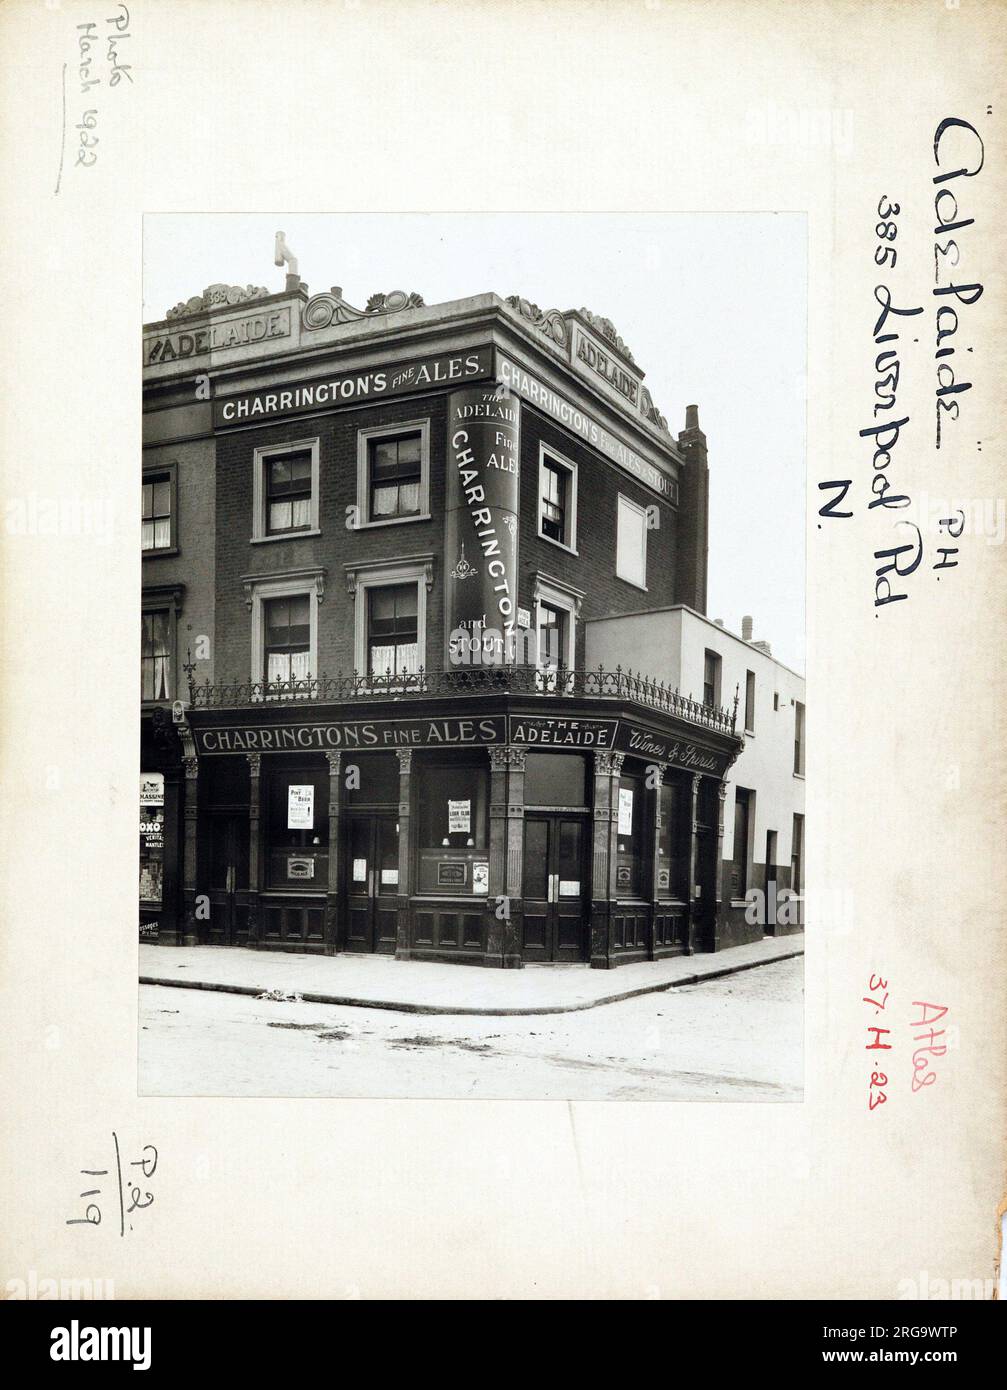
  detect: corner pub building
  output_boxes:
[141,263,751,969]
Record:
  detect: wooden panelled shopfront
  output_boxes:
[170,696,742,969]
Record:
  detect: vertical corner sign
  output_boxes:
[445,387,521,667]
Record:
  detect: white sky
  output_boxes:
[144,213,806,672]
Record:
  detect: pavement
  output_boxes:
[139,933,804,1017]
[140,957,805,1100]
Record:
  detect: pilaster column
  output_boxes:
[685,773,701,955]
[324,751,342,955]
[503,746,525,968]
[394,749,413,959]
[712,778,728,953]
[486,745,525,967]
[247,753,262,947]
[181,755,200,947]
[646,763,665,960]
[591,749,624,968]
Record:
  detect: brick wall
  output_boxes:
[516,407,680,667]
[214,395,448,682]
[212,391,688,682]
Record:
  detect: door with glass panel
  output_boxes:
[206,813,248,947]
[522,815,588,962]
[343,814,399,953]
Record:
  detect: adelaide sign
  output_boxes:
[213,346,494,429]
[444,387,521,667]
[144,308,291,366]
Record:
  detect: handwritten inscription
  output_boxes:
[65,1133,157,1237]
[68,7,133,175]
[863,973,891,1110]
[910,1000,949,1093]
[861,978,949,1108]
[818,114,986,610]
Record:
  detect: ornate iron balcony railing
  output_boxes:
[186,664,739,736]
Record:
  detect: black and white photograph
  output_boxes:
[140,213,806,1100]
[2,0,1003,1329]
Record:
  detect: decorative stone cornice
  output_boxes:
[241,567,327,610]
[489,745,527,771]
[640,385,670,435]
[344,555,434,596]
[142,581,185,617]
[504,296,569,349]
[166,284,271,320]
[578,307,635,364]
[303,286,425,331]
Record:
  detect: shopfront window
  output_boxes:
[415,760,489,895]
[139,773,165,904]
[264,764,329,890]
[615,769,646,898]
[524,752,588,808]
[345,752,400,807]
[657,778,687,899]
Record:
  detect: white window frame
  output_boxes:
[346,556,433,686]
[615,493,648,590]
[537,443,578,554]
[533,574,582,691]
[744,669,756,735]
[247,571,324,696]
[251,437,321,543]
[355,419,431,529]
[703,648,723,709]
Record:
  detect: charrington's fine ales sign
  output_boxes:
[212,346,494,428]
[444,386,521,667]
[194,715,506,754]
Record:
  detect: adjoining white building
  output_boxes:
[586,606,805,945]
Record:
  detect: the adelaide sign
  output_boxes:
[144,307,292,366]
[213,346,494,428]
[444,387,521,667]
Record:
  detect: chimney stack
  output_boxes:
[675,405,709,616]
[742,615,754,642]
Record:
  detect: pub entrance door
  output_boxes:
[343,813,399,953]
[521,814,589,962]
[206,812,249,946]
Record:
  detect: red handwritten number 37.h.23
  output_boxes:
[862,976,949,1110]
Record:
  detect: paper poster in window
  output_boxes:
[447,798,470,834]
[617,787,634,836]
[287,783,314,830]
